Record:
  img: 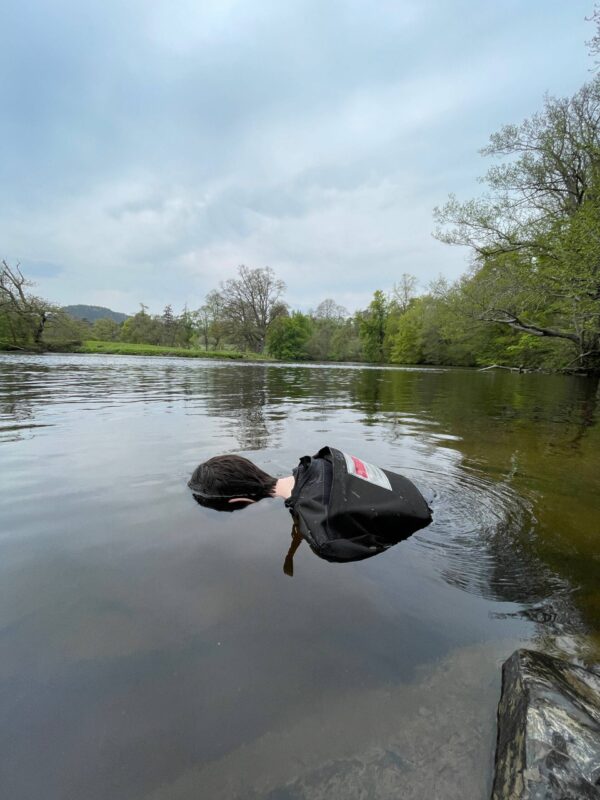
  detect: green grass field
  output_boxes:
[74,340,271,360]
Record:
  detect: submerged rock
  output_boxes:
[492,648,600,799]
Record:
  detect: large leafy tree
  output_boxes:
[357,290,390,362]
[213,266,287,352]
[196,290,226,350]
[306,298,349,360]
[161,304,176,346]
[91,318,121,341]
[435,78,600,370]
[267,312,313,360]
[120,305,163,344]
[329,318,363,361]
[176,307,199,348]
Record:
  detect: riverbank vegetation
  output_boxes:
[73,340,267,360]
[2,54,599,371]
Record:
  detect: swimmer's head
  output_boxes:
[188,454,277,511]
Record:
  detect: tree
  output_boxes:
[120,307,163,344]
[383,276,418,356]
[194,292,229,351]
[267,312,313,360]
[329,318,362,361]
[390,300,425,363]
[196,305,212,350]
[357,290,390,362]
[215,266,287,352]
[161,304,176,345]
[587,4,600,69]
[392,273,418,313]
[314,298,348,321]
[42,312,86,347]
[0,260,56,348]
[434,78,600,370]
[176,306,198,348]
[306,298,349,360]
[92,318,121,341]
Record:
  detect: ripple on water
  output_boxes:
[412,466,569,606]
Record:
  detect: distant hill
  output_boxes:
[63,305,129,324]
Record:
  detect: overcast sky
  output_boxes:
[0,0,594,314]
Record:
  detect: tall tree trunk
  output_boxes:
[33,312,47,347]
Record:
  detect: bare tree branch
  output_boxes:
[481,309,579,343]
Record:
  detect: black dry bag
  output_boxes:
[285,446,432,563]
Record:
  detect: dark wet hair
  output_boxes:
[188,454,277,509]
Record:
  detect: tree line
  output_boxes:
[2,47,600,371]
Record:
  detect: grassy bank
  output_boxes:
[71,340,271,360]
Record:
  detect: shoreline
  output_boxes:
[1,341,597,375]
[1,341,271,362]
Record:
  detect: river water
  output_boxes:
[0,354,598,800]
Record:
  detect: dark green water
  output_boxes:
[0,354,598,800]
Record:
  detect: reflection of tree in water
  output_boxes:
[561,378,600,451]
[0,394,38,442]
[266,365,360,410]
[349,369,384,421]
[266,366,314,402]
[347,367,600,662]
[0,361,52,442]
[347,367,450,430]
[201,365,274,450]
[202,364,367,450]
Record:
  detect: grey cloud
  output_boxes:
[0,0,593,311]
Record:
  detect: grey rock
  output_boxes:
[492,649,600,799]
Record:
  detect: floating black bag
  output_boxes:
[285,446,432,563]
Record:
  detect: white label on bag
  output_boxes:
[341,452,392,491]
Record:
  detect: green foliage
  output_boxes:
[503,334,573,370]
[305,301,357,361]
[307,317,362,362]
[91,318,121,341]
[0,260,57,349]
[305,318,336,360]
[0,307,33,349]
[434,77,600,371]
[161,304,176,345]
[357,290,390,362]
[42,312,86,347]
[175,308,198,348]
[120,309,164,344]
[389,300,425,364]
[266,312,313,360]
[77,340,267,360]
[195,292,227,351]
[328,319,363,361]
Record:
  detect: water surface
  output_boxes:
[1,354,598,799]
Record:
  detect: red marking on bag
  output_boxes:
[351,456,368,478]
[341,450,393,491]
